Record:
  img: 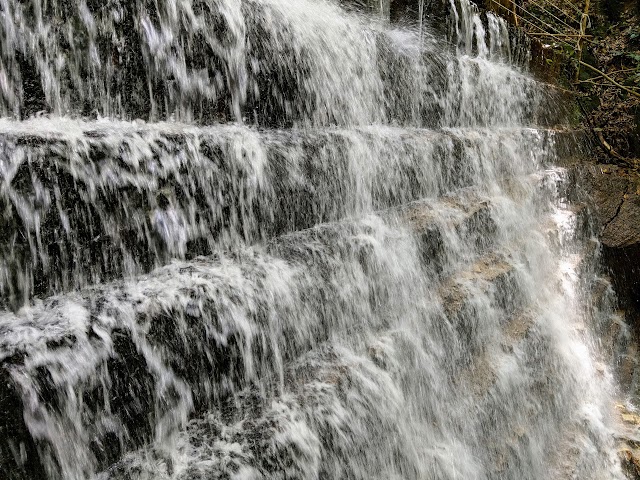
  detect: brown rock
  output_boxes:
[620,447,640,480]
[602,192,640,248]
[586,164,630,229]
[580,164,640,314]
[615,405,640,479]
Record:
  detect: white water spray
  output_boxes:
[0,0,625,479]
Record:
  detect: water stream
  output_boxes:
[0,0,626,479]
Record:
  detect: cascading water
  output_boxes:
[0,0,627,479]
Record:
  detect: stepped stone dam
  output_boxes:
[0,0,636,478]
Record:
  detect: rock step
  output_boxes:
[0,0,563,128]
[0,121,561,307]
[2,0,445,126]
[0,191,503,480]
[103,343,422,480]
[101,312,547,480]
[100,248,532,479]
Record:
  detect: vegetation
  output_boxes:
[487,0,640,167]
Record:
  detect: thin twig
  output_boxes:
[577,68,637,84]
[491,4,579,49]
[576,97,635,167]
[514,2,576,38]
[594,129,635,166]
[525,0,581,32]
[579,61,640,98]
[528,32,593,38]
[499,7,563,36]
[552,0,585,16]
[578,79,622,87]
[527,0,582,24]
[584,68,636,77]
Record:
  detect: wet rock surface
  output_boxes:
[616,405,640,480]
[0,0,627,478]
[0,195,499,478]
[579,164,640,313]
[0,123,548,310]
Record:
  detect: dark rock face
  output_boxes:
[0,194,498,478]
[390,0,447,25]
[581,164,640,313]
[0,364,46,480]
[2,124,547,310]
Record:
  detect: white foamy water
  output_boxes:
[0,0,625,479]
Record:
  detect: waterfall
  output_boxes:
[0,0,626,479]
